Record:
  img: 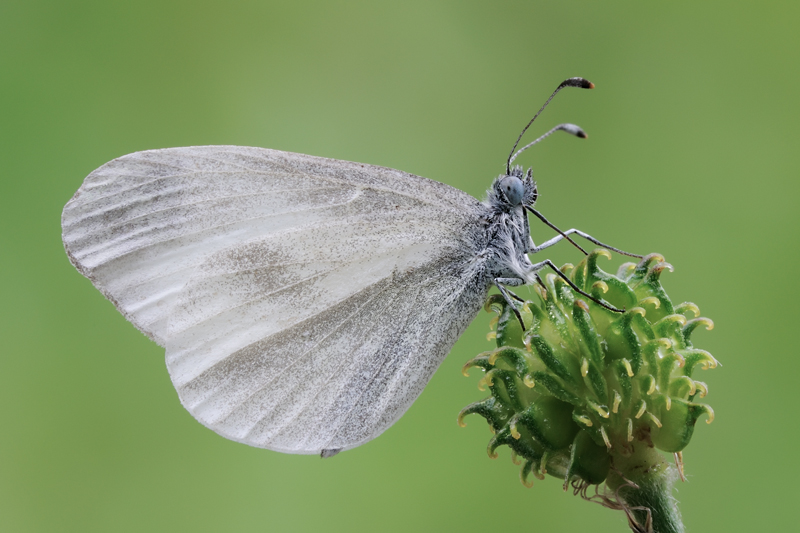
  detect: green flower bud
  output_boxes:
[460,251,717,533]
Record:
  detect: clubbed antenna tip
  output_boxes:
[508,123,587,166]
[563,77,595,89]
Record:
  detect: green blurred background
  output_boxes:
[2,1,798,531]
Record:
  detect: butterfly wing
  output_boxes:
[62,146,490,453]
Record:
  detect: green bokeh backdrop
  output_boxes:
[2,1,798,532]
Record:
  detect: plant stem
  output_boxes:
[606,443,685,533]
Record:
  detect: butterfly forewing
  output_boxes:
[62,146,489,453]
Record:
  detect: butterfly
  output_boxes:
[61,78,639,458]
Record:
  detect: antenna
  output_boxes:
[506,77,594,174]
[508,123,587,167]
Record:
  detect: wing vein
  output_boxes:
[73,168,309,205]
[77,186,363,234]
[67,185,349,223]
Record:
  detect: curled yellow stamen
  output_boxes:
[638,296,661,309]
[461,360,477,377]
[647,412,662,428]
[691,317,714,331]
[677,302,700,317]
[589,402,609,418]
[696,350,720,370]
[622,359,634,377]
[704,405,715,424]
[656,314,687,327]
[600,426,611,449]
[657,338,673,349]
[596,249,612,260]
[618,262,636,277]
[534,284,548,301]
[592,280,609,294]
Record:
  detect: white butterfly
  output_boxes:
[62,78,637,457]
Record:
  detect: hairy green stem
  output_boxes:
[607,444,684,533]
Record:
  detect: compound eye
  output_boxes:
[500,176,524,206]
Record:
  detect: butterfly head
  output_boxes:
[492,165,537,210]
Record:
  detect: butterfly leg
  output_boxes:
[527,259,624,313]
[529,229,641,258]
[494,277,527,330]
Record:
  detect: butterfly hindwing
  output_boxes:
[170,241,486,452]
